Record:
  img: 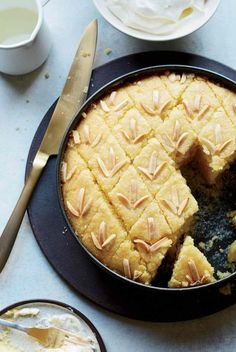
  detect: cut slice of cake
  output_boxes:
[168,236,215,288]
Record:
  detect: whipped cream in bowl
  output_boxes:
[93,0,220,41]
[0,301,105,352]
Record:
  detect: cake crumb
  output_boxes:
[104,48,112,55]
[44,72,50,79]
[81,50,91,57]
[219,283,232,295]
[198,242,205,250]
[26,99,30,103]
[217,270,231,279]
[228,240,236,263]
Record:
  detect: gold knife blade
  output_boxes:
[0,19,98,273]
[40,19,97,156]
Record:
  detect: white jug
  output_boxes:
[0,0,51,75]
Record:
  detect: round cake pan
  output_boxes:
[56,64,236,294]
[0,299,106,351]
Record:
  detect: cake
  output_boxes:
[169,236,214,287]
[61,71,236,287]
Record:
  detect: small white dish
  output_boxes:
[93,0,221,41]
[0,0,51,75]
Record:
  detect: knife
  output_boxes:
[0,19,98,272]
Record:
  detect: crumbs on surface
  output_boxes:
[44,72,50,79]
[217,270,232,279]
[228,240,236,263]
[219,283,232,295]
[104,48,112,55]
[81,50,91,58]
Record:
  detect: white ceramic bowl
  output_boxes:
[93,0,221,41]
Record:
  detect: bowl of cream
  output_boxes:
[93,0,221,41]
[0,300,106,352]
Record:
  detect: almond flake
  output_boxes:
[177,197,189,216]
[130,180,138,205]
[102,234,116,248]
[168,73,176,82]
[180,73,187,84]
[100,100,110,112]
[133,195,149,209]
[98,221,106,245]
[152,90,160,108]
[160,198,177,215]
[133,133,146,144]
[215,124,222,145]
[91,232,102,250]
[110,160,127,176]
[200,137,215,155]
[175,74,181,81]
[77,188,85,214]
[216,139,233,153]
[153,161,167,178]
[109,147,116,169]
[121,130,131,142]
[183,99,193,117]
[171,187,179,208]
[82,112,87,118]
[114,99,128,112]
[109,91,117,105]
[193,94,202,112]
[72,130,80,144]
[175,132,189,150]
[232,104,236,114]
[148,151,158,175]
[133,270,142,280]
[91,133,102,148]
[150,237,172,252]
[61,162,67,183]
[83,125,91,144]
[141,102,156,116]
[137,167,153,181]
[123,258,132,279]
[97,157,110,177]
[161,133,175,149]
[197,104,210,120]
[130,118,137,140]
[172,120,181,142]
[117,193,130,208]
[66,200,79,217]
[66,166,77,181]
[188,259,200,282]
[134,239,150,252]
[147,217,156,240]
[81,199,92,216]
[158,99,171,115]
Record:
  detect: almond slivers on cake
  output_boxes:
[61,72,236,287]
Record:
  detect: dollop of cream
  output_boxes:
[105,0,206,35]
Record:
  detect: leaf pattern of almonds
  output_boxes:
[117,180,149,210]
[91,221,117,250]
[97,147,127,178]
[160,187,189,217]
[185,259,210,286]
[66,187,92,218]
[121,118,146,144]
[200,124,233,156]
[161,120,189,154]
[138,151,167,181]
[82,125,102,148]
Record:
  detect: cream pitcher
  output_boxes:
[0,0,51,75]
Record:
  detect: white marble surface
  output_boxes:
[0,0,236,351]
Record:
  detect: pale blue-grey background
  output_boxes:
[0,0,236,351]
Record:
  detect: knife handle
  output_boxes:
[0,151,49,273]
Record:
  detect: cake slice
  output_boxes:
[160,71,194,100]
[168,236,215,288]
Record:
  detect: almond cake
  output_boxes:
[61,71,236,287]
